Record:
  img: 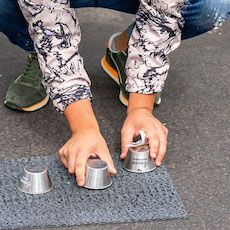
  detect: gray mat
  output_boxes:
[0,155,187,229]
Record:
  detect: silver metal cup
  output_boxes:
[17,165,53,194]
[83,159,112,190]
[122,144,156,173]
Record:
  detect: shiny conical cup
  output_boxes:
[83,159,112,190]
[122,144,156,173]
[17,165,53,194]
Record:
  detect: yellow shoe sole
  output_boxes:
[22,95,49,112]
[101,56,128,106]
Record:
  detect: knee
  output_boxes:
[203,0,230,24]
[182,0,230,39]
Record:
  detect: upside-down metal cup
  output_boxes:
[83,159,112,190]
[17,165,53,194]
[122,144,156,173]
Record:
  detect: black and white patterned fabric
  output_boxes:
[17,0,92,113]
[17,0,185,113]
[126,0,185,94]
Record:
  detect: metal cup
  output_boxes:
[17,165,53,194]
[122,144,156,173]
[83,159,112,190]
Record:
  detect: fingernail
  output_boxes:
[78,181,84,186]
[156,161,161,166]
[120,153,125,158]
[151,153,157,158]
[110,168,117,174]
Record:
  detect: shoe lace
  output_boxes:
[18,55,42,86]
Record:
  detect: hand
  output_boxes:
[121,108,168,166]
[59,128,116,186]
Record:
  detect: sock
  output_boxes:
[127,23,135,38]
[110,36,118,52]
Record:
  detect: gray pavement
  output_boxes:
[0,8,230,230]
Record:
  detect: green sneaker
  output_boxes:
[101,33,161,107]
[4,54,49,112]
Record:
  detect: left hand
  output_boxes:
[121,108,168,166]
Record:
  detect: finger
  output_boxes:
[164,127,169,136]
[68,150,77,174]
[134,130,140,137]
[59,148,68,168]
[59,147,65,159]
[63,148,69,163]
[75,154,88,186]
[121,129,135,159]
[98,150,117,174]
[155,137,167,166]
[146,131,159,159]
[90,152,98,158]
[60,155,68,168]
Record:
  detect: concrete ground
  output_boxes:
[0,8,229,230]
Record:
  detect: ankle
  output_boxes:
[114,30,129,51]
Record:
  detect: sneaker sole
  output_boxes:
[101,56,128,106]
[155,96,161,106]
[22,95,49,112]
[101,56,120,85]
[101,55,161,107]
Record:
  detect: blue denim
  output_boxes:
[0,0,229,53]
[0,0,35,52]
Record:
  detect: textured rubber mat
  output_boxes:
[0,155,187,229]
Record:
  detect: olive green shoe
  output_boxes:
[101,33,161,107]
[4,54,49,112]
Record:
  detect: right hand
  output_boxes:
[59,128,116,187]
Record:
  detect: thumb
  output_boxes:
[98,149,117,175]
[121,129,134,159]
